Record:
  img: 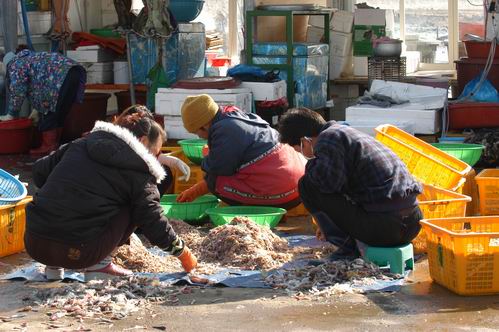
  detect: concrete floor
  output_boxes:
[1,155,499,331]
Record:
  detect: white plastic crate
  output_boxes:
[155,88,252,116]
[164,115,197,140]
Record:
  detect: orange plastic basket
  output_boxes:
[173,165,205,194]
[413,185,471,254]
[475,169,499,216]
[421,216,499,295]
[0,197,32,258]
[375,125,471,191]
[286,203,309,217]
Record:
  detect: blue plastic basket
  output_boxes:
[0,169,27,206]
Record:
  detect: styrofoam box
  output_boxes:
[164,115,197,139]
[330,31,353,58]
[66,49,115,63]
[330,55,353,80]
[354,9,386,26]
[331,10,354,33]
[84,62,114,72]
[353,56,368,77]
[156,88,253,116]
[308,9,335,28]
[341,120,415,137]
[240,80,287,101]
[346,104,441,134]
[86,70,114,84]
[14,11,51,36]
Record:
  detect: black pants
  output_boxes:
[25,208,135,269]
[299,177,422,248]
[38,67,83,132]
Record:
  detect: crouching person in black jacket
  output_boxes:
[25,105,197,281]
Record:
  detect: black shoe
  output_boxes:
[329,246,361,261]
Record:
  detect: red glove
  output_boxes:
[176,180,209,202]
[177,246,198,273]
[202,144,209,157]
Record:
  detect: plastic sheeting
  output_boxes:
[0,0,19,54]
[128,23,206,85]
[252,43,329,110]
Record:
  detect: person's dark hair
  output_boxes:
[114,104,166,145]
[277,108,326,146]
[15,44,30,53]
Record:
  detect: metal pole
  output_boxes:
[126,32,136,105]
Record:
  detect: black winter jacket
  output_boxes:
[26,121,177,249]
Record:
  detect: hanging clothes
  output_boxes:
[50,0,71,41]
[0,0,19,53]
[113,0,136,29]
[133,0,174,37]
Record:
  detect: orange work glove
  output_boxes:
[177,246,198,273]
[202,144,209,157]
[176,180,209,202]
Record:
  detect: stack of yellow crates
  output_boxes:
[375,125,499,295]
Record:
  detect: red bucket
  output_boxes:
[464,41,499,59]
[0,119,33,154]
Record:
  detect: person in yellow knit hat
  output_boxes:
[177,94,305,208]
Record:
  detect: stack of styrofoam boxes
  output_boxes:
[66,46,115,84]
[155,88,252,139]
[240,80,287,126]
[306,10,354,80]
[353,9,387,77]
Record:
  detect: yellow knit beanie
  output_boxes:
[181,94,219,133]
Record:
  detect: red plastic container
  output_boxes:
[62,93,111,142]
[448,102,499,130]
[464,41,499,59]
[455,58,499,96]
[0,119,33,154]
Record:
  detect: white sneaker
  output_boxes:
[0,114,14,121]
[45,266,64,281]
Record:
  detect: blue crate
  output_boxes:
[0,169,27,206]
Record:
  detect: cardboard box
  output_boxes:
[308,10,335,28]
[353,56,368,77]
[330,84,359,99]
[66,49,115,63]
[240,80,287,101]
[330,31,353,58]
[353,25,386,56]
[331,10,354,33]
[354,9,386,26]
[330,55,353,80]
[306,26,325,43]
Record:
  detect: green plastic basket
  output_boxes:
[205,206,287,228]
[178,139,208,165]
[160,194,219,224]
[430,143,485,167]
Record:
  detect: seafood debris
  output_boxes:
[265,258,396,297]
[26,276,193,322]
[199,217,293,270]
[115,218,337,273]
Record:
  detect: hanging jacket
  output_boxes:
[202,107,305,206]
[26,121,178,249]
[6,49,86,115]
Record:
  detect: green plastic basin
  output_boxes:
[90,28,121,38]
[178,139,207,165]
[430,143,485,167]
[160,194,219,223]
[205,206,287,228]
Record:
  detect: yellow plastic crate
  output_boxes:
[421,216,499,295]
[475,169,499,216]
[413,184,471,254]
[0,197,32,258]
[173,165,205,194]
[286,203,309,217]
[375,125,471,191]
[161,146,191,165]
